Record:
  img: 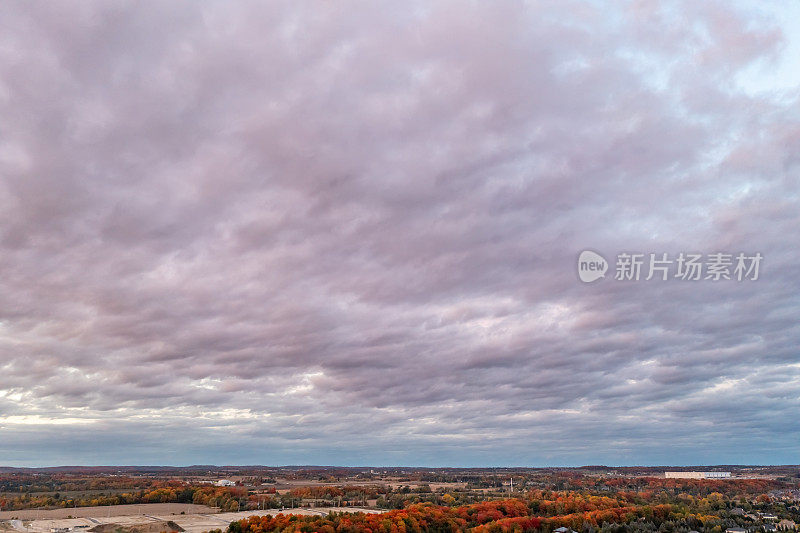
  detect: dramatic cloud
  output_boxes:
[0,0,798,467]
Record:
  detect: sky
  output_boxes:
[0,0,799,468]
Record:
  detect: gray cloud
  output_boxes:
[0,0,798,467]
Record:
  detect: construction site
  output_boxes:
[0,504,384,533]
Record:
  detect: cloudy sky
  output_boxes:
[0,1,799,468]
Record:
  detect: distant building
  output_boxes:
[215,479,236,486]
[727,528,748,533]
[665,471,731,479]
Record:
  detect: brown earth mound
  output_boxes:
[89,521,184,533]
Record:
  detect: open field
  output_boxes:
[0,507,385,533]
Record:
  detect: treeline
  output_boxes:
[375,476,796,512]
[222,498,676,533]
[224,500,532,533]
[0,484,247,512]
[283,486,383,499]
[223,487,800,533]
[0,483,387,513]
[241,485,385,510]
[0,474,159,494]
[584,477,781,498]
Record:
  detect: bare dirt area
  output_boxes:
[0,504,217,520]
[89,521,184,533]
[1,507,385,533]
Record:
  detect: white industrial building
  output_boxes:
[664,471,731,479]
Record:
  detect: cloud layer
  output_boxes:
[0,0,798,466]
